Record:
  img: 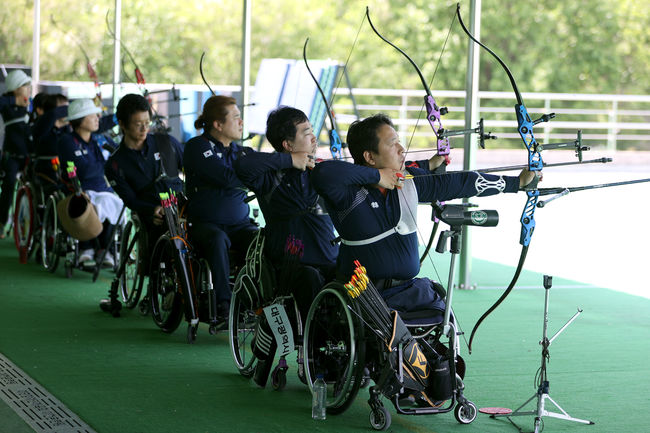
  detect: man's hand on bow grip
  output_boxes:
[519,169,542,190]
[429,155,449,172]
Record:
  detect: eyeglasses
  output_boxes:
[131,121,152,131]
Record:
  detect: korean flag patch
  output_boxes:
[74,150,83,156]
[154,152,161,161]
[203,150,213,158]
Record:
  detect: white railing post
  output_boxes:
[398,94,408,145]
[607,100,618,152]
[543,97,551,144]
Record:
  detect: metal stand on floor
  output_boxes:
[493,275,594,433]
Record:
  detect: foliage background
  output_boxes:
[2,0,649,95]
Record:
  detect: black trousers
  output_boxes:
[189,220,258,303]
[276,261,336,322]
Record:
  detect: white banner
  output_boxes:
[263,303,294,357]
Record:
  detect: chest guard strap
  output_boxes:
[341,178,418,246]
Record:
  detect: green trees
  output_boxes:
[1,0,648,95]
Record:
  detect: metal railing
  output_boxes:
[46,80,650,151]
[330,88,650,152]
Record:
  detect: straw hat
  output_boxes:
[57,193,103,241]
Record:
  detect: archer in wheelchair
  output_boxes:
[102,93,185,315]
[57,98,124,269]
[101,94,259,343]
[1,70,32,240]
[183,95,260,328]
[229,106,339,388]
[304,113,540,428]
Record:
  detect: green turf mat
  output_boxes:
[1,239,649,433]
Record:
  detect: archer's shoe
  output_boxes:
[79,249,95,263]
[102,251,115,268]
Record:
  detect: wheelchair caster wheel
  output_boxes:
[271,365,288,391]
[65,263,73,278]
[360,367,371,388]
[454,400,477,424]
[187,324,198,344]
[208,324,217,335]
[138,297,150,315]
[369,405,391,431]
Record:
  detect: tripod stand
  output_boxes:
[493,275,594,432]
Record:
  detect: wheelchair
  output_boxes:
[40,189,79,277]
[112,212,148,312]
[229,229,305,390]
[145,190,246,343]
[41,160,123,278]
[301,203,497,430]
[102,211,162,317]
[13,155,47,264]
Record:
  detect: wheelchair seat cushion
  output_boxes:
[400,309,444,327]
[382,277,446,315]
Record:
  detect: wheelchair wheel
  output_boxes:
[229,272,259,377]
[149,235,183,333]
[41,194,61,272]
[369,405,391,431]
[454,400,477,424]
[304,284,365,415]
[118,220,145,308]
[13,183,35,263]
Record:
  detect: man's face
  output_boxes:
[285,120,317,154]
[215,104,243,142]
[123,111,151,144]
[366,123,405,171]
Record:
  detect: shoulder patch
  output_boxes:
[203,150,213,158]
[154,152,161,160]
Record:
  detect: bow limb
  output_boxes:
[365,7,450,161]
[302,38,344,159]
[51,15,103,107]
[200,52,216,96]
[105,10,146,88]
[467,245,528,353]
[457,3,544,349]
[457,4,542,246]
[455,4,542,174]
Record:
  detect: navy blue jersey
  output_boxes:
[35,111,116,184]
[311,160,520,280]
[234,151,338,267]
[57,131,115,192]
[184,132,253,225]
[105,133,184,220]
[0,97,32,156]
